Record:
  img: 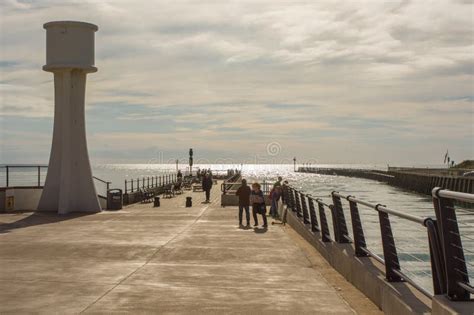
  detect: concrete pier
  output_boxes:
[0,182,379,314]
[298,167,474,195]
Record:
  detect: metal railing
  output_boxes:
[0,165,48,187]
[1,165,111,197]
[124,174,177,193]
[283,185,473,301]
[93,176,111,197]
[221,173,272,195]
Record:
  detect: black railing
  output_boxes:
[283,185,473,301]
[0,165,48,187]
[125,174,177,193]
[1,165,111,197]
[221,173,273,196]
[93,176,111,197]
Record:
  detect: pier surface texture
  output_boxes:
[0,183,380,314]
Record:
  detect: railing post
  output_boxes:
[147,177,150,188]
[317,200,331,242]
[377,205,403,282]
[6,166,9,187]
[131,179,134,192]
[282,184,289,205]
[300,193,310,224]
[308,197,319,232]
[425,218,446,295]
[37,166,41,187]
[125,180,128,194]
[331,192,350,243]
[287,187,295,210]
[294,190,303,217]
[347,197,368,257]
[433,189,470,300]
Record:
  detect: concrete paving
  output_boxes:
[0,185,358,314]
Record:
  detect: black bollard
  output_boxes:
[186,196,192,207]
[154,196,160,207]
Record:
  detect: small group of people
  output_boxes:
[196,168,212,181]
[235,176,286,228]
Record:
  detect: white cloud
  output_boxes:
[0,0,472,164]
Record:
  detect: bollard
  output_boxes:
[154,196,160,207]
[186,197,192,207]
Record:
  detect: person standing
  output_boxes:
[202,172,213,203]
[177,170,183,182]
[269,176,283,218]
[236,179,251,227]
[251,183,267,228]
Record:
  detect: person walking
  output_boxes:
[202,172,213,203]
[269,176,283,218]
[251,183,267,228]
[235,179,251,228]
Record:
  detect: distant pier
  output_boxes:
[298,167,474,195]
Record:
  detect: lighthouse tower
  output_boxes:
[37,21,101,214]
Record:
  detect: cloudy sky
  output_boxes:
[0,0,473,165]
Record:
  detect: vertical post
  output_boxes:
[425,218,446,295]
[377,206,403,282]
[317,201,331,242]
[147,177,150,188]
[37,166,41,187]
[6,166,9,187]
[294,190,302,217]
[131,179,134,192]
[125,180,128,194]
[289,187,296,210]
[300,193,310,224]
[331,193,350,243]
[142,178,145,189]
[347,198,368,257]
[308,197,319,232]
[433,189,470,300]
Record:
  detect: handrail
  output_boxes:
[333,192,427,225]
[433,188,474,203]
[283,184,473,301]
[0,164,48,168]
[124,173,178,193]
[1,165,48,188]
[92,176,111,185]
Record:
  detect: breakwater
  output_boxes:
[298,167,473,195]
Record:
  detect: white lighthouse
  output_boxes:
[37,21,101,214]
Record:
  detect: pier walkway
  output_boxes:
[0,182,379,314]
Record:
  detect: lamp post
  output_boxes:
[293,157,296,172]
[189,148,193,175]
[37,21,101,214]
